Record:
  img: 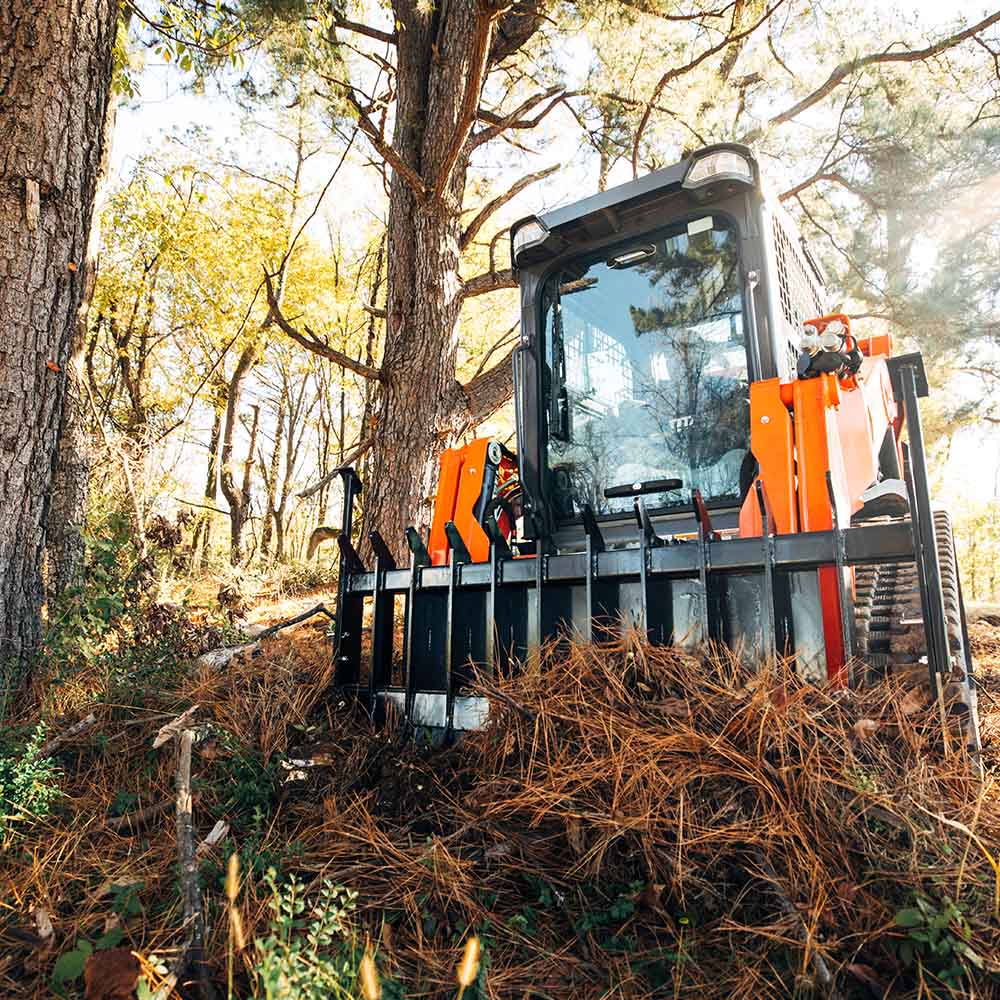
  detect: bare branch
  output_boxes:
[461,164,559,250]
[744,8,1000,142]
[344,89,427,199]
[632,0,786,176]
[608,0,737,22]
[460,267,518,299]
[331,12,396,46]
[264,271,383,380]
[469,86,567,151]
[779,171,880,209]
[297,438,375,499]
[361,300,387,319]
[473,321,520,377]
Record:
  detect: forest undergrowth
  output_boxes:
[1,588,999,1000]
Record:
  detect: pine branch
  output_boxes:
[263,271,383,381]
[460,267,518,299]
[744,8,1000,143]
[461,164,559,250]
[631,0,786,176]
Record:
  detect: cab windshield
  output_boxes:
[543,218,749,519]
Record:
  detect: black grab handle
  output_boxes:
[604,477,683,499]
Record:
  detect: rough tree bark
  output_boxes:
[189,396,223,571]
[355,0,541,555]
[0,0,119,669]
[47,78,120,603]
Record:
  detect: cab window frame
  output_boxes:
[535,211,754,524]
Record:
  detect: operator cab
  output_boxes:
[511,143,826,548]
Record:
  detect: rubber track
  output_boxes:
[854,511,981,757]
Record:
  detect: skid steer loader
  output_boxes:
[332,143,980,757]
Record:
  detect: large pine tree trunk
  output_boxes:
[359,0,490,554]
[0,0,118,668]
[47,87,119,604]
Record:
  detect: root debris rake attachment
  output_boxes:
[333,143,981,762]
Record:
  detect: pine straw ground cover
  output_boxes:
[1,614,999,999]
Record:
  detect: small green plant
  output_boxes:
[253,867,361,999]
[892,893,984,987]
[0,723,61,840]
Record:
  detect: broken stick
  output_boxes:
[153,730,214,1000]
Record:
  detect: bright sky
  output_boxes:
[111,2,1000,507]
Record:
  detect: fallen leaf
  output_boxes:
[46,360,61,373]
[152,705,199,748]
[768,685,789,710]
[853,719,880,741]
[67,261,78,272]
[846,963,885,992]
[83,948,139,1000]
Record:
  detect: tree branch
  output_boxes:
[361,300,387,319]
[431,8,497,200]
[608,0,737,22]
[296,437,375,499]
[264,271,383,380]
[460,268,518,299]
[488,3,546,64]
[344,89,427,199]
[632,0,786,176]
[331,12,396,46]
[779,171,881,209]
[469,87,567,152]
[461,164,559,250]
[461,347,516,422]
[744,8,1000,142]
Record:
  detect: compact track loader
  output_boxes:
[332,143,981,757]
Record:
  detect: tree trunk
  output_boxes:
[0,0,118,668]
[359,0,500,556]
[261,382,287,557]
[219,346,258,566]
[47,78,119,604]
[190,401,223,571]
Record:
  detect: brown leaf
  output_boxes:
[46,360,61,373]
[846,963,885,991]
[768,685,789,710]
[853,718,880,742]
[83,948,139,1000]
[67,261,79,272]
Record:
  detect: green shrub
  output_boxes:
[254,868,363,1000]
[0,724,61,840]
[892,893,984,988]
